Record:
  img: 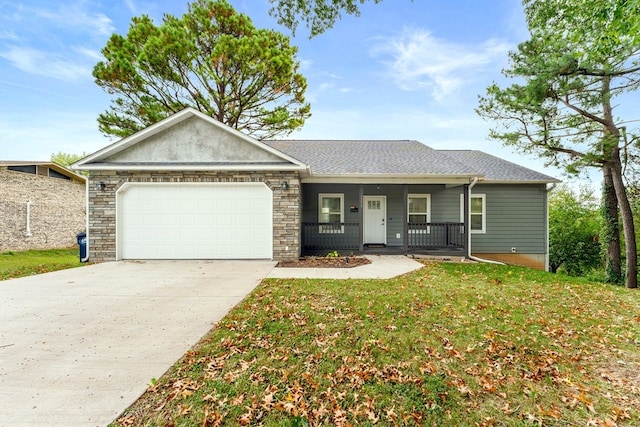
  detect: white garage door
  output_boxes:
[117,183,272,259]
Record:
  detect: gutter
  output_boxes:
[467,177,505,265]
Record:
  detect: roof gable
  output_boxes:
[73,108,306,171]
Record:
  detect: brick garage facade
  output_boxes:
[87,170,301,262]
[0,167,85,252]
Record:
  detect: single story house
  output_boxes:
[73,108,559,270]
[0,161,86,252]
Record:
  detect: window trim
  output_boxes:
[318,193,344,234]
[408,193,431,234]
[460,194,486,234]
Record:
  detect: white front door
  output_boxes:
[363,196,386,245]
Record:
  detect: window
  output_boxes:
[460,194,486,233]
[318,193,344,233]
[408,194,430,233]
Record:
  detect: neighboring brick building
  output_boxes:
[0,162,86,252]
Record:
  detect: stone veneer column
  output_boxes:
[269,171,301,261]
[87,171,118,262]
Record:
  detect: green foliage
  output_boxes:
[476,0,640,175]
[477,0,640,288]
[50,152,87,168]
[0,248,83,281]
[93,0,310,139]
[326,250,340,258]
[549,185,603,276]
[267,0,384,37]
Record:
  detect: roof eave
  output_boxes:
[479,178,562,184]
[74,163,307,172]
[2,161,86,182]
[301,173,481,184]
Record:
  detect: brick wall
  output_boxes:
[88,170,300,262]
[0,168,86,252]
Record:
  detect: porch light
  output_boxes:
[97,181,106,191]
[281,181,289,190]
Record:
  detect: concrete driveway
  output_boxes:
[0,260,275,427]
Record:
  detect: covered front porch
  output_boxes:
[301,222,466,256]
[299,182,472,258]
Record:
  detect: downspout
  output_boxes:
[467,177,505,265]
[81,176,90,262]
[25,199,32,237]
[545,183,558,272]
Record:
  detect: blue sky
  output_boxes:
[1,0,569,180]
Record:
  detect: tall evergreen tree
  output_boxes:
[93,0,310,139]
[477,0,640,288]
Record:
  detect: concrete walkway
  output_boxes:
[0,260,275,427]
[267,255,424,279]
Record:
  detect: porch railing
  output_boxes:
[407,222,464,249]
[301,222,465,252]
[301,222,361,251]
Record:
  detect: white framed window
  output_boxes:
[460,194,486,234]
[318,193,344,233]
[408,194,431,233]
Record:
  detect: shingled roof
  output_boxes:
[264,140,559,183]
[440,150,560,183]
[264,140,476,176]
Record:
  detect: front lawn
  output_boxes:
[0,248,84,280]
[113,262,640,426]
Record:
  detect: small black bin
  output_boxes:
[76,232,88,262]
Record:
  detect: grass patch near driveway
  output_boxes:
[0,248,83,280]
[112,262,640,426]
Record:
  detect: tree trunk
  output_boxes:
[609,149,638,288]
[602,165,622,283]
[601,75,637,288]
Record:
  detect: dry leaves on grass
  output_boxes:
[114,263,640,426]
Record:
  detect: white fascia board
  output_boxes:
[77,163,307,172]
[478,179,562,184]
[301,174,479,185]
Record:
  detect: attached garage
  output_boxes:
[117,182,273,260]
[73,108,305,263]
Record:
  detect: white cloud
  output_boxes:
[0,29,18,40]
[0,46,90,81]
[0,2,113,80]
[74,46,103,62]
[318,82,335,91]
[31,3,114,37]
[299,58,313,71]
[371,27,512,101]
[124,0,137,14]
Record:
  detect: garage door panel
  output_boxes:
[118,183,272,259]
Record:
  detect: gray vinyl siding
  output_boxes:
[471,184,548,254]
[302,183,548,254]
[302,184,467,248]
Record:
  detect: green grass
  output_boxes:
[0,248,84,280]
[112,262,640,426]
